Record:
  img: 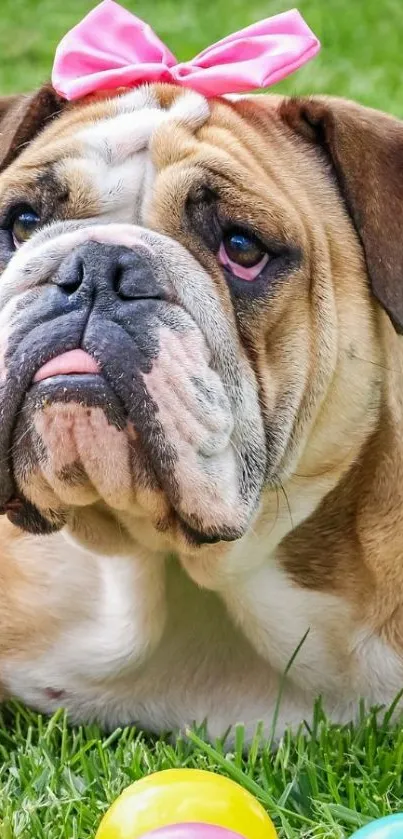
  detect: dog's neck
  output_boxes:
[276,316,403,617]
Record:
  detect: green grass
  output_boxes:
[2,0,403,835]
[1,700,403,838]
[1,0,403,115]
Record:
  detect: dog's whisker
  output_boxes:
[279,481,294,529]
[340,346,401,375]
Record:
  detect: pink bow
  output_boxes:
[52,0,320,101]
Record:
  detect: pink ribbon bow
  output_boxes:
[52,0,320,102]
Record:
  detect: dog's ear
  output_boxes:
[281,96,403,333]
[0,84,67,171]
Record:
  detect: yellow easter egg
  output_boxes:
[95,769,277,839]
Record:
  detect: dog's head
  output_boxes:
[0,83,400,552]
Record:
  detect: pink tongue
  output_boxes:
[34,350,100,382]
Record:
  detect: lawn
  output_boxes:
[1,0,403,836]
[1,701,403,838]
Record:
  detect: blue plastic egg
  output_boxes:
[351,814,403,839]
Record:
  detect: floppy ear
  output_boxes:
[281,96,403,333]
[0,84,67,171]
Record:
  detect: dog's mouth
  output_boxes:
[4,322,242,544]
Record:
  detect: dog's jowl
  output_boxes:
[0,83,402,739]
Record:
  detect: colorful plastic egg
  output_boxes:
[350,814,403,839]
[95,768,277,839]
[139,828,250,838]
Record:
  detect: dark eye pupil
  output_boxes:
[18,212,39,230]
[229,233,252,252]
[12,209,40,244]
[223,229,264,268]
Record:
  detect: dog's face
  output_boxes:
[0,83,401,553]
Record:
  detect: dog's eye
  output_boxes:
[11,208,41,247]
[218,229,268,280]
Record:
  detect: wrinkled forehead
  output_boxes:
[0,86,308,260]
[0,85,212,222]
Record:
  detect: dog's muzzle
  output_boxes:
[0,227,266,543]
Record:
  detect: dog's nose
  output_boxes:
[54,241,162,301]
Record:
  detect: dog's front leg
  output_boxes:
[180,536,354,700]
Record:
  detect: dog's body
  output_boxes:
[0,83,403,739]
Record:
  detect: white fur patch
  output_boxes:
[71,87,210,223]
[0,534,322,739]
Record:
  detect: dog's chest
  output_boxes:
[1,544,281,734]
[2,532,403,734]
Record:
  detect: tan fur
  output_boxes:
[0,520,63,658]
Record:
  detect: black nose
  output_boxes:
[54,241,163,301]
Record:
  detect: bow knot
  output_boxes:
[52,0,320,101]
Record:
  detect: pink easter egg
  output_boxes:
[142,826,245,839]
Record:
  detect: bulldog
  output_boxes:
[0,81,402,740]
